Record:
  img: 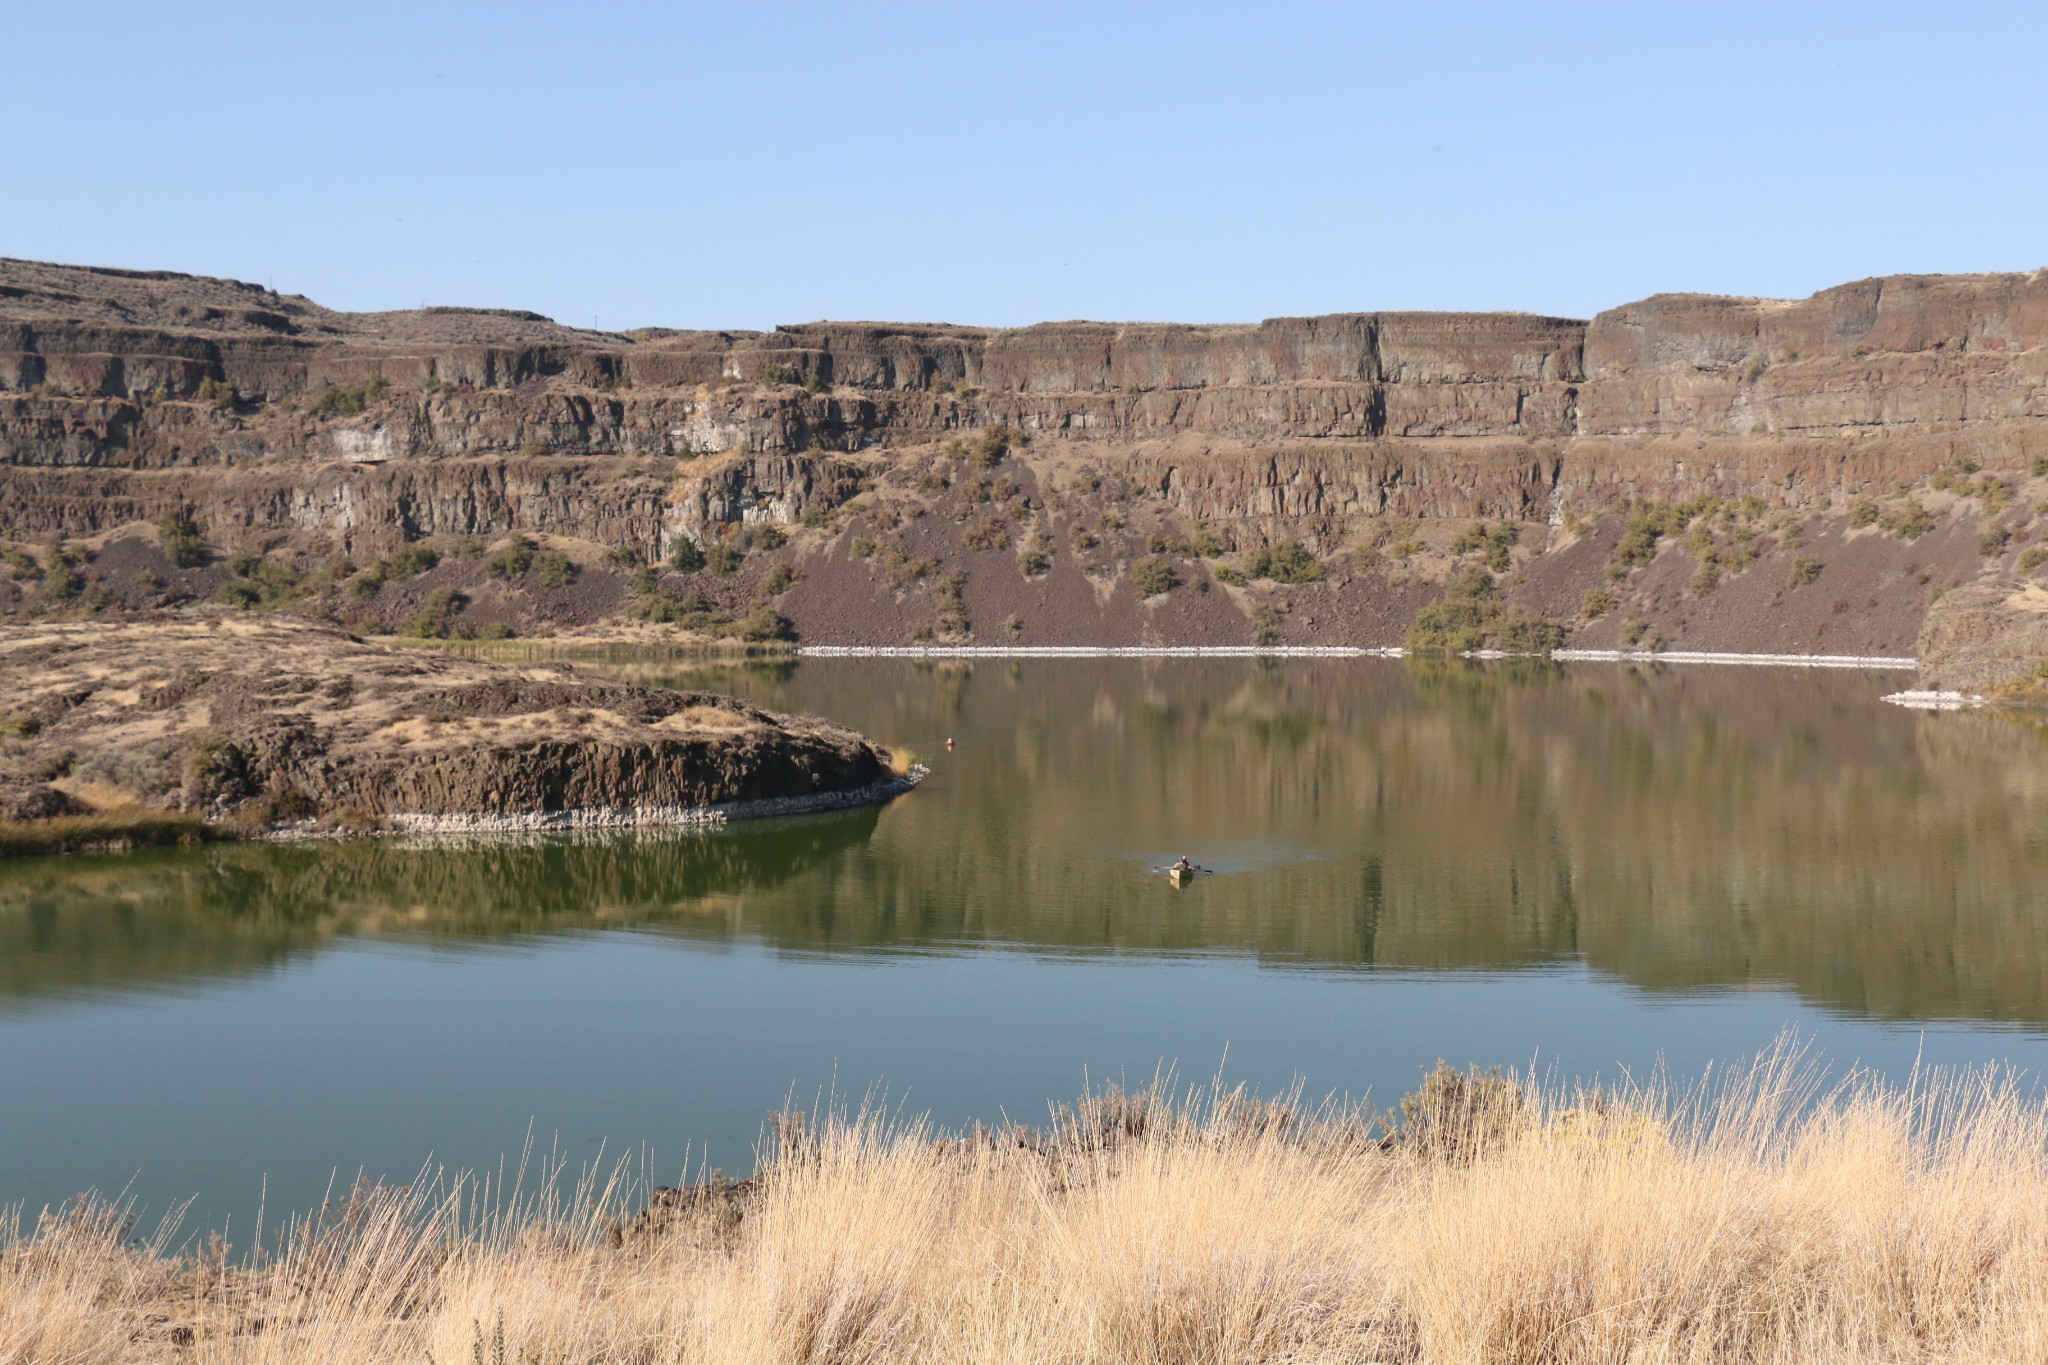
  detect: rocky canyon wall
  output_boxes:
[4,257,2047,666]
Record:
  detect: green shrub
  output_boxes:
[850,537,881,560]
[1849,495,1879,528]
[43,556,82,600]
[762,363,799,387]
[1213,564,1247,587]
[933,570,970,635]
[1017,541,1052,577]
[1980,526,2012,556]
[668,539,706,572]
[748,525,788,551]
[761,563,797,595]
[608,545,641,568]
[2032,455,2048,478]
[309,381,382,417]
[1191,529,1226,558]
[158,510,208,568]
[1250,603,1283,646]
[401,588,467,638]
[705,543,743,577]
[631,566,660,595]
[970,426,1017,467]
[723,606,794,642]
[484,533,536,579]
[1407,565,1563,655]
[1129,557,1179,598]
[2018,546,2048,575]
[1691,562,1721,597]
[215,581,262,610]
[1243,540,1327,584]
[1880,502,1936,541]
[1,546,40,581]
[1581,587,1617,618]
[1787,555,1821,586]
[1966,478,2013,512]
[1609,497,1730,575]
[962,518,1010,552]
[1931,457,1980,491]
[891,555,937,587]
[633,592,684,624]
[380,544,440,582]
[1451,522,1519,573]
[197,377,236,410]
[533,552,577,588]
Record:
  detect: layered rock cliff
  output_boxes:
[4,258,2047,670]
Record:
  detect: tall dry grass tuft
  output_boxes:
[9,1040,2048,1362]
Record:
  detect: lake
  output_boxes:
[5,655,2047,1237]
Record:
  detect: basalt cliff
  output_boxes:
[5,258,2048,684]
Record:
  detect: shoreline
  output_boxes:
[800,644,1919,669]
[0,770,928,862]
[378,766,927,837]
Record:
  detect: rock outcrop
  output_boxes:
[0,618,900,831]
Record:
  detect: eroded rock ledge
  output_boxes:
[0,617,902,832]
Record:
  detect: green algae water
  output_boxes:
[5,657,2048,1235]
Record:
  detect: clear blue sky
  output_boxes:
[6,2,2043,329]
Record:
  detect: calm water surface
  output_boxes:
[5,657,2048,1233]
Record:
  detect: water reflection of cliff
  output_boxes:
[5,658,2047,1026]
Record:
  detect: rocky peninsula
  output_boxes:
[0,617,909,854]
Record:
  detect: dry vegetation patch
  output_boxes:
[13,1047,2048,1363]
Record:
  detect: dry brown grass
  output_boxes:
[9,1044,2048,1362]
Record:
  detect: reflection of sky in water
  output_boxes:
[4,656,2048,1235]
